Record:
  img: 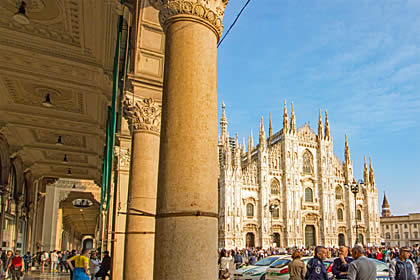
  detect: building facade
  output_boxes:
[380,194,420,247]
[218,102,381,249]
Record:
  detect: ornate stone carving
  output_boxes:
[150,0,229,39]
[122,95,162,134]
[114,146,131,170]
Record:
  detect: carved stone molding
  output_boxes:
[150,0,229,39]
[122,95,162,135]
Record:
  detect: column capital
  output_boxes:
[150,0,229,40]
[122,94,162,135]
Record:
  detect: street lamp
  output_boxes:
[345,178,364,245]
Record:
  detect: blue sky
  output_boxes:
[217,0,420,215]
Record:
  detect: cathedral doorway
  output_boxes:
[338,234,345,246]
[246,232,255,248]
[273,233,280,247]
[305,225,316,248]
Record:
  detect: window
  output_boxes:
[271,180,280,195]
[395,233,400,239]
[395,224,398,229]
[385,233,391,239]
[404,224,408,229]
[305,187,313,202]
[404,232,409,239]
[386,225,389,229]
[246,203,254,217]
[335,186,343,200]
[272,207,279,218]
[414,232,418,239]
[302,150,314,174]
[414,224,417,229]
[356,210,362,221]
[337,208,343,222]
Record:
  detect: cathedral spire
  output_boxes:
[220,102,228,143]
[345,134,350,164]
[247,136,252,163]
[259,116,266,146]
[250,129,254,148]
[364,156,369,185]
[324,110,330,140]
[242,136,246,154]
[269,112,273,139]
[290,102,296,134]
[283,100,289,134]
[318,108,323,140]
[381,192,391,217]
[369,157,375,186]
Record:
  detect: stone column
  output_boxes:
[0,191,8,249]
[122,96,161,280]
[150,1,228,279]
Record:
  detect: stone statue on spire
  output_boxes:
[269,112,273,139]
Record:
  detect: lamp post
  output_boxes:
[345,179,364,245]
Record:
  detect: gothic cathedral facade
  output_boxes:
[218,102,381,249]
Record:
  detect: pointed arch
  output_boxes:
[302,150,314,174]
[270,178,280,195]
[335,185,343,200]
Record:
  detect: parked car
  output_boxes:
[233,255,288,280]
[266,257,333,280]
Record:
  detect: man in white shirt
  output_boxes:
[50,250,58,273]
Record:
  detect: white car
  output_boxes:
[372,259,389,279]
[233,256,286,280]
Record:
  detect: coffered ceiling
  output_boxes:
[0,0,122,183]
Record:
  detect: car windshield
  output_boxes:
[269,259,290,268]
[255,257,279,266]
[374,260,389,272]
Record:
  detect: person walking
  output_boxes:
[3,250,13,279]
[67,248,90,280]
[95,251,111,280]
[305,246,329,280]
[233,251,243,270]
[347,245,377,280]
[60,251,68,273]
[218,249,231,280]
[7,251,23,280]
[332,246,353,279]
[22,252,31,273]
[89,252,101,280]
[289,250,306,280]
[50,250,59,273]
[68,250,77,280]
[389,247,417,280]
[40,251,49,273]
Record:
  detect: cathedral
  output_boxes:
[218,102,381,249]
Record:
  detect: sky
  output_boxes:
[217,0,420,215]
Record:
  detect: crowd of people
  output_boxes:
[0,249,111,280]
[218,245,420,280]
